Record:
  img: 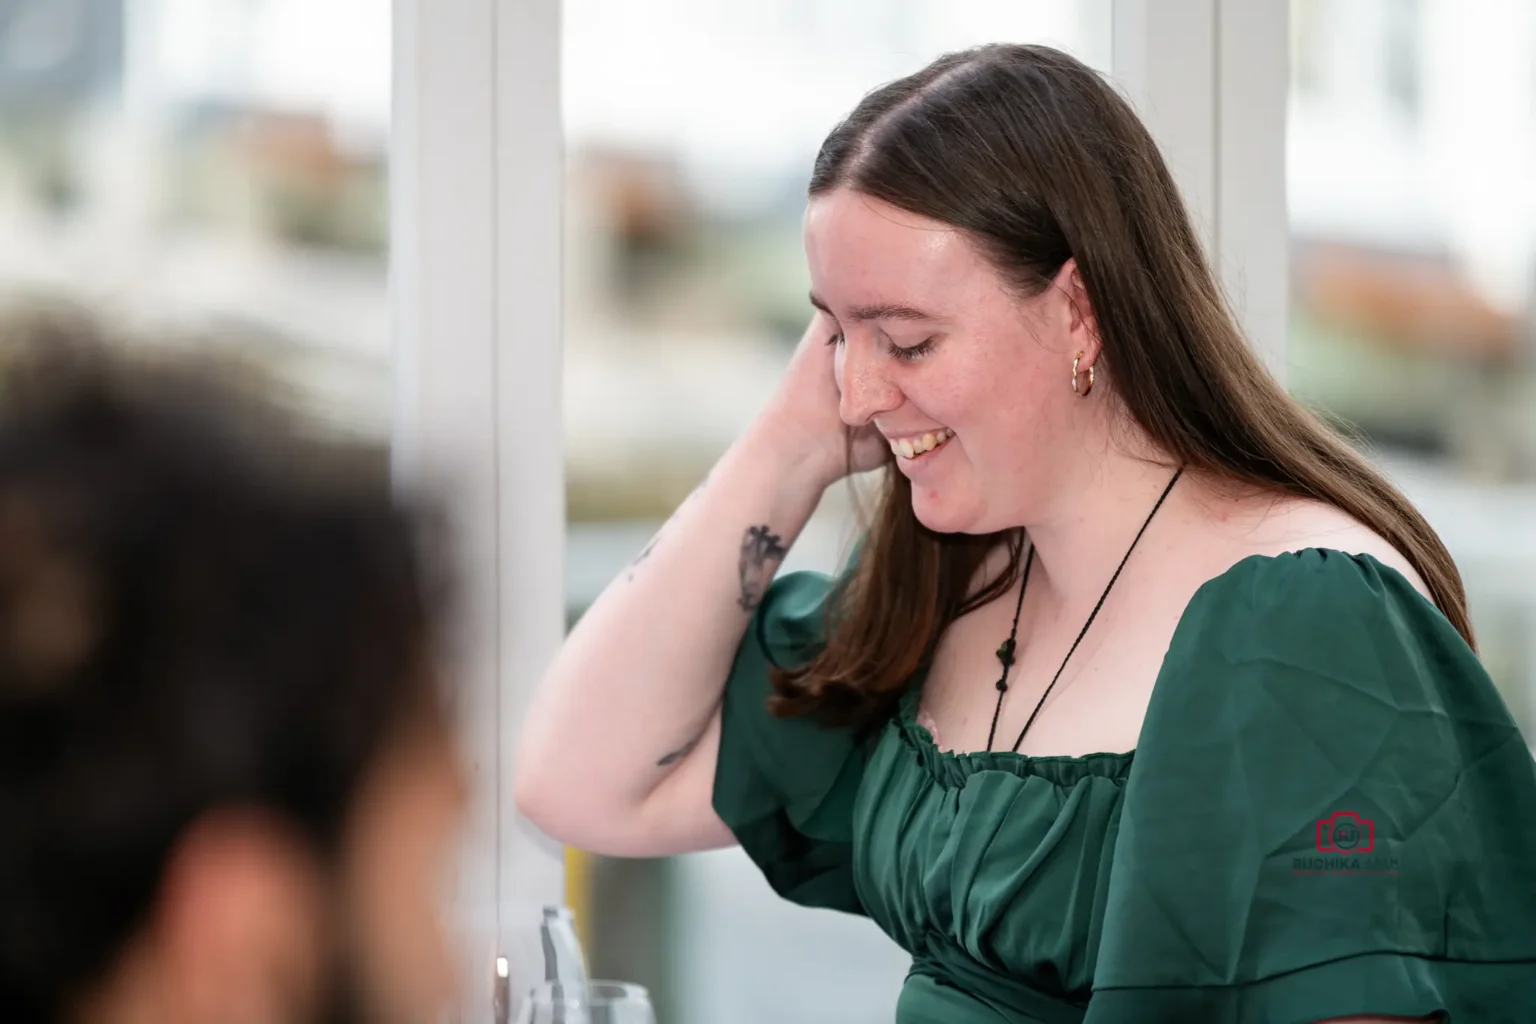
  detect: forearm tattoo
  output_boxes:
[737,524,787,611]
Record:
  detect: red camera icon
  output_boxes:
[1316,811,1374,854]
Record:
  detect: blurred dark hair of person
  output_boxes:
[0,308,467,1024]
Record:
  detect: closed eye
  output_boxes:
[821,329,933,361]
[891,338,934,362]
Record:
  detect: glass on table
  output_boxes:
[514,980,655,1024]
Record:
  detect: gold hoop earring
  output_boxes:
[1072,353,1095,397]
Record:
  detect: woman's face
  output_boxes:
[805,189,1093,534]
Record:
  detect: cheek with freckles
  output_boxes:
[915,350,1018,446]
[931,338,1061,477]
[970,369,1079,511]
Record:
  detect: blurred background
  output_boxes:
[3,0,1535,1021]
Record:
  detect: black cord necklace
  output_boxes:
[984,467,1184,754]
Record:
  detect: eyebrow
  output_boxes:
[809,292,938,324]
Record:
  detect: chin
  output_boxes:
[910,486,988,535]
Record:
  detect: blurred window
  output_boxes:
[1287,0,1536,739]
[0,0,390,438]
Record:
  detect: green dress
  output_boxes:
[712,548,1536,1022]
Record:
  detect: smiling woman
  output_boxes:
[518,41,1536,1024]
[806,189,1093,536]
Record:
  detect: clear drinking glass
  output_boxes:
[514,980,656,1024]
[539,905,591,991]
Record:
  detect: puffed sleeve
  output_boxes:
[712,564,870,915]
[1088,549,1536,1022]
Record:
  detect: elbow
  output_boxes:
[514,761,617,853]
[512,762,543,826]
[513,736,561,837]
[513,740,650,855]
[512,731,608,849]
[513,688,585,840]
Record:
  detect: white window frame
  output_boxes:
[389,0,1290,1016]
[390,0,565,1016]
[1114,0,1292,376]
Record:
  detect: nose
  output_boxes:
[836,337,903,427]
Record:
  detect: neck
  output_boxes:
[1022,436,1183,609]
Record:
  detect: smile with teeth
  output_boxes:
[890,428,955,460]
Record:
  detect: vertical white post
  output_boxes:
[1215,0,1291,378]
[391,0,565,1016]
[1111,0,1219,252]
[493,0,568,1001]
[1112,0,1291,375]
[391,1,501,1017]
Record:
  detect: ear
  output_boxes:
[1051,258,1102,367]
[151,810,329,1024]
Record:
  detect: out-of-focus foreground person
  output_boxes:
[0,311,466,1024]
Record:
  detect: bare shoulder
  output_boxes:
[1185,483,1433,601]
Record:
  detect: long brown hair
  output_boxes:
[770,43,1472,727]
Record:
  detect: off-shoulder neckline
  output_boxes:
[897,547,1426,778]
